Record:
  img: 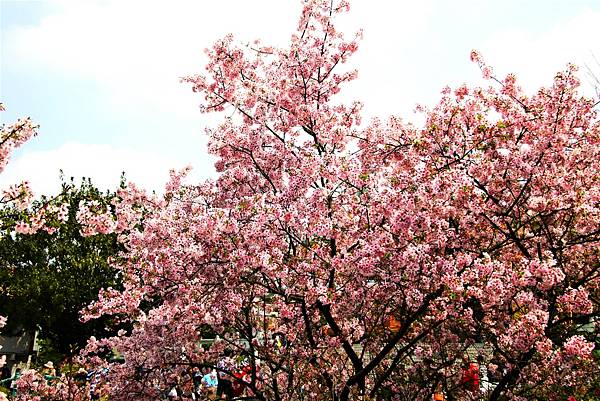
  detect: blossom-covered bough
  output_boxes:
[0,103,37,212]
[0,105,92,401]
[0,103,38,384]
[14,1,600,400]
[0,105,120,401]
[0,103,74,236]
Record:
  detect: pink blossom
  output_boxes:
[563,335,594,359]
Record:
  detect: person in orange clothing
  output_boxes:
[432,381,445,400]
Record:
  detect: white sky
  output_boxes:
[1,0,600,195]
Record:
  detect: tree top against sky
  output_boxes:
[1,0,600,196]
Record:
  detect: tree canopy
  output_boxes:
[3,1,600,401]
[0,178,124,357]
[72,1,599,400]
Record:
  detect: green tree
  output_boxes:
[0,177,124,358]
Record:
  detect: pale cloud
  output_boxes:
[0,142,216,196]
[5,0,433,119]
[4,0,600,198]
[5,0,302,118]
[2,0,434,196]
[333,0,434,119]
[480,9,600,96]
[6,0,600,119]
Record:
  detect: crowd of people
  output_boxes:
[167,351,259,401]
[0,351,528,400]
[0,361,58,398]
[0,359,109,400]
[0,349,263,401]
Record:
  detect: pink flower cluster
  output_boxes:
[0,103,38,176]
[563,335,595,359]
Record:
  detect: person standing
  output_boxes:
[201,367,219,400]
[191,366,202,400]
[433,382,445,401]
[460,354,480,393]
[0,366,10,381]
[8,368,21,398]
[216,351,235,400]
[42,361,57,382]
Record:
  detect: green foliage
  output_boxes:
[0,177,124,357]
[35,337,68,367]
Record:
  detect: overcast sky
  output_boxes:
[2,0,600,195]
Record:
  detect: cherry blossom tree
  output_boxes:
[0,102,38,327]
[0,106,123,401]
[15,1,599,400]
[0,178,131,361]
[0,103,38,400]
